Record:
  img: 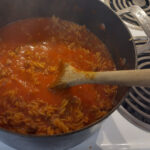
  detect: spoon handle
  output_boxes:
[79,69,150,87]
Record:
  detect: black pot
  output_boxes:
[0,0,136,149]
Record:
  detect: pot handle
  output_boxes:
[116,5,150,53]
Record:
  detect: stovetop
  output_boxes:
[72,111,150,150]
[103,0,150,30]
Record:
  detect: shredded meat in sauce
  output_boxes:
[0,16,117,135]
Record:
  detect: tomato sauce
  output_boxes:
[0,17,117,135]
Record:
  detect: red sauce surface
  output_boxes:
[0,17,117,135]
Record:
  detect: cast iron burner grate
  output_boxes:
[118,39,150,131]
[104,0,150,29]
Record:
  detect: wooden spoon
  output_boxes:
[50,64,150,89]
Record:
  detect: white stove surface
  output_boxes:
[71,111,150,150]
[1,111,150,150]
